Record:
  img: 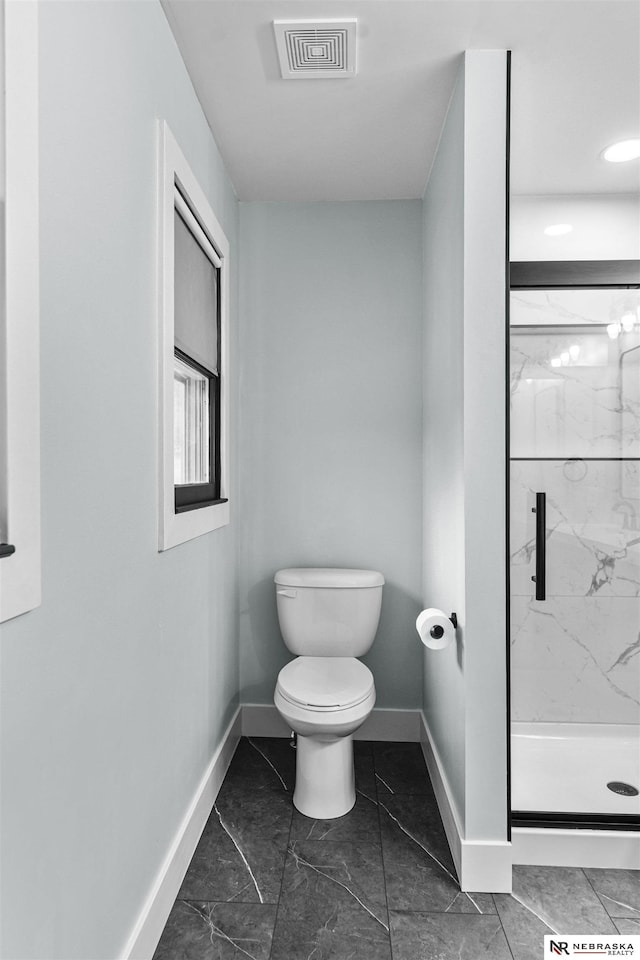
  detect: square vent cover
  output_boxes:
[273,19,357,80]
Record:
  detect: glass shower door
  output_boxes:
[509,285,640,825]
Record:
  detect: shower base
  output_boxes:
[511,721,640,818]
[511,722,640,869]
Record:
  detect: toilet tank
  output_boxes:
[274,568,384,657]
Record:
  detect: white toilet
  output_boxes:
[273,567,384,819]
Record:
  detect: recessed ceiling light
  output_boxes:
[602,139,640,163]
[544,223,573,236]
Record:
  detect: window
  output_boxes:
[173,352,212,488]
[173,195,222,512]
[158,123,229,550]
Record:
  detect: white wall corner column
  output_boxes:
[461,49,509,850]
[0,0,41,623]
[422,49,511,892]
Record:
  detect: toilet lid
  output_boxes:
[277,657,374,710]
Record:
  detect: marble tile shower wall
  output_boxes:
[510,336,639,459]
[510,290,640,725]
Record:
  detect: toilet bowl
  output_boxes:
[275,656,376,819]
[273,568,384,819]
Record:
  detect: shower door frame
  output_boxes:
[507,256,640,834]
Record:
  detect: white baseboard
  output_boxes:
[458,840,512,893]
[121,706,242,960]
[241,703,422,742]
[419,712,512,893]
[512,827,640,870]
[418,711,464,879]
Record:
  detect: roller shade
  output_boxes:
[174,208,218,373]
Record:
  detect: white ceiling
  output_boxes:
[162,0,640,202]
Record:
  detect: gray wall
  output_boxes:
[422,70,467,816]
[238,201,424,708]
[0,4,240,959]
[422,52,509,840]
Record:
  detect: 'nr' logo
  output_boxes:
[549,943,569,956]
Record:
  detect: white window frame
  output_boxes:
[158,121,230,550]
[0,1,41,623]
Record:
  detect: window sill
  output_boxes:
[175,497,229,515]
[159,498,230,551]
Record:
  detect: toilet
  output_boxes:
[273,567,384,819]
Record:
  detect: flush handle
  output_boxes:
[276,589,297,599]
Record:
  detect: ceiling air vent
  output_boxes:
[273,19,357,80]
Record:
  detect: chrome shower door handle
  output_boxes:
[531,491,546,601]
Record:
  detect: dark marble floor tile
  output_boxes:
[381,834,462,913]
[493,892,552,960]
[215,778,292,842]
[442,890,497,915]
[222,737,295,793]
[513,865,620,932]
[614,918,640,934]
[379,792,453,869]
[276,839,390,939]
[355,780,378,807]
[390,911,513,960]
[379,806,463,912]
[495,866,618,960]
[372,741,431,796]
[354,742,377,797]
[178,797,290,903]
[290,790,381,844]
[378,790,463,914]
[583,868,640,920]
[270,917,391,960]
[152,900,277,960]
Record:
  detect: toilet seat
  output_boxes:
[276,656,374,712]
